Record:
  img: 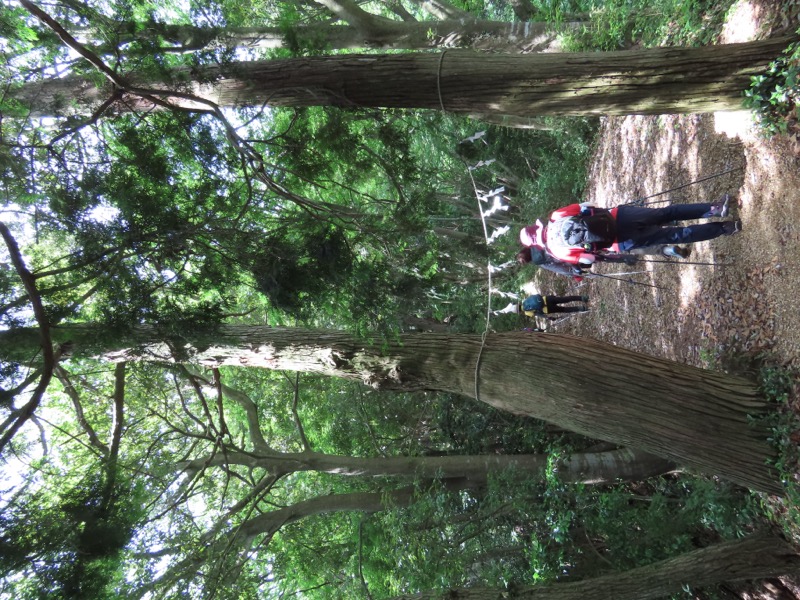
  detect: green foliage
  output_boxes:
[518,117,598,214]
[1,1,780,598]
[434,393,552,454]
[757,365,800,538]
[0,465,148,599]
[743,39,800,137]
[578,477,757,573]
[560,0,737,50]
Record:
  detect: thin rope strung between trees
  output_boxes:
[462,163,494,405]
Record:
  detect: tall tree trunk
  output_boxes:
[389,533,800,600]
[17,38,795,118]
[84,19,567,53]
[181,447,677,484]
[1,325,779,492]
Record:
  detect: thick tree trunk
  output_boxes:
[17,38,795,118]
[1,325,778,492]
[390,534,800,600]
[89,19,564,53]
[182,448,677,484]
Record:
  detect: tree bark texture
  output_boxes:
[182,447,677,484]
[17,37,795,118]
[391,534,800,600]
[3,325,778,492]
[90,19,563,53]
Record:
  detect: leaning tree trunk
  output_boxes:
[87,19,568,53]
[17,38,795,118]
[1,325,778,492]
[389,534,800,600]
[181,447,678,484]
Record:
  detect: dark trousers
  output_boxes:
[615,204,727,250]
[543,295,586,314]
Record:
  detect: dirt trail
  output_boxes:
[550,1,800,372]
[555,113,800,371]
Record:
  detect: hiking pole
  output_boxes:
[596,270,650,276]
[587,272,665,289]
[633,258,731,267]
[624,165,744,206]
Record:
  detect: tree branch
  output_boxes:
[313,0,395,30]
[108,363,126,469]
[183,366,273,453]
[55,365,109,455]
[386,0,417,22]
[0,222,56,454]
[0,367,43,408]
[288,373,312,452]
[406,0,468,20]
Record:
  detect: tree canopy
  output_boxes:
[1,0,798,598]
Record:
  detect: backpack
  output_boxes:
[521,294,545,316]
[528,247,549,265]
[551,208,617,252]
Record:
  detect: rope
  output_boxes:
[439,61,492,404]
[436,50,449,112]
[461,164,495,404]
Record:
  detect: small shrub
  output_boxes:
[743,39,800,137]
[758,364,800,538]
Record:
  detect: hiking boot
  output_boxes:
[580,295,589,303]
[662,245,691,259]
[721,219,742,235]
[704,194,731,218]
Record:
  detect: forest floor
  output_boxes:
[540,2,800,596]
[551,0,800,383]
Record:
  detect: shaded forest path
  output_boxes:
[521,2,800,597]
[560,111,800,374]
[555,1,800,382]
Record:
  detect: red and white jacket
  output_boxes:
[543,204,620,265]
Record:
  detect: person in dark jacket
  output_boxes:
[519,196,739,267]
[520,294,589,316]
[516,246,587,280]
[516,243,691,277]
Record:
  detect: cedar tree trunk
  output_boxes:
[1,325,779,492]
[16,37,795,118]
[93,19,566,53]
[390,534,800,600]
[181,447,677,484]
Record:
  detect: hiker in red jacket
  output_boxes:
[519,197,740,266]
[515,246,588,279]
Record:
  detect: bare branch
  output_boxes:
[313,0,394,29]
[211,368,231,443]
[0,367,43,408]
[288,373,312,452]
[48,90,122,147]
[178,366,219,438]
[108,362,125,467]
[185,366,273,454]
[0,222,56,453]
[55,365,109,455]
[31,414,48,456]
[19,0,124,86]
[406,0,467,20]
[386,0,417,22]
